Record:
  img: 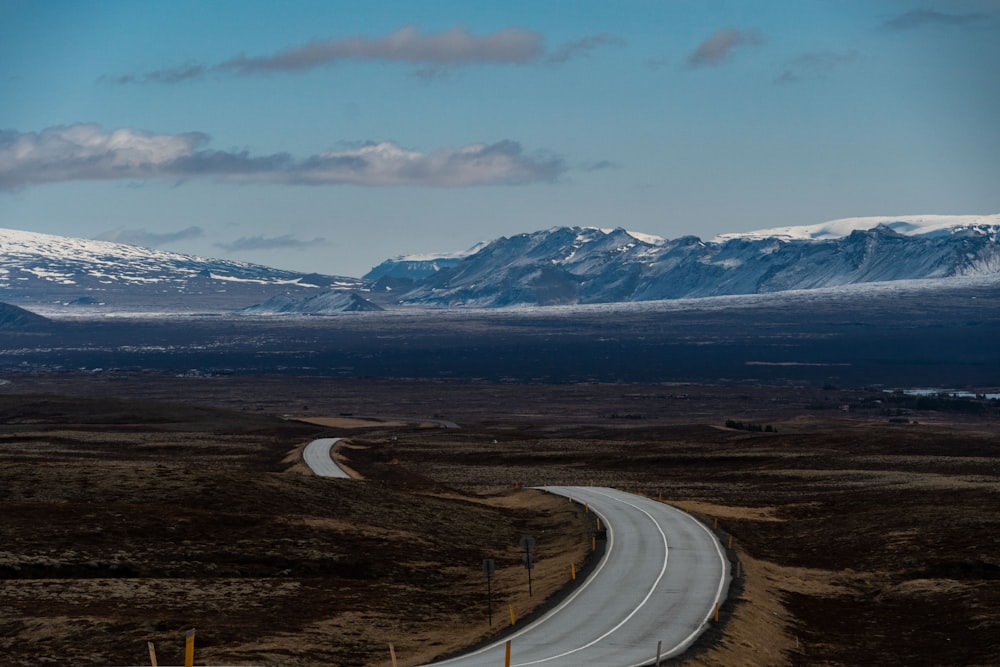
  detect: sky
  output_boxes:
[1,0,998,278]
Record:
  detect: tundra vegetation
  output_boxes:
[0,377,997,666]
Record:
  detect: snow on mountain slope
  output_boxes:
[0,227,346,285]
[0,226,361,312]
[365,229,661,283]
[392,217,1000,307]
[713,214,1000,242]
[4,215,998,314]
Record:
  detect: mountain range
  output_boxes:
[367,214,1000,307]
[0,214,997,313]
[0,227,362,313]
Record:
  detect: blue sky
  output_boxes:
[1,0,998,277]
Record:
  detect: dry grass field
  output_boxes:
[1,374,998,666]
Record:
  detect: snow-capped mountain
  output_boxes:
[384,216,1000,307]
[0,227,361,312]
[4,215,999,314]
[363,242,488,286]
[713,214,1000,242]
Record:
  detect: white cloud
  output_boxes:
[0,124,565,190]
[277,141,562,187]
[0,124,207,189]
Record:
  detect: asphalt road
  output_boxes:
[423,486,730,667]
[300,444,730,666]
[301,438,352,478]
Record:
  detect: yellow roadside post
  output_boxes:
[184,629,195,667]
[508,604,516,626]
[505,640,512,667]
[571,562,576,580]
[147,642,157,666]
[389,643,398,667]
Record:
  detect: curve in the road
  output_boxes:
[300,441,730,666]
[301,437,352,478]
[423,486,729,667]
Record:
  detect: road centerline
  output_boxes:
[513,488,671,666]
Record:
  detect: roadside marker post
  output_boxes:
[714,517,718,529]
[184,629,195,667]
[519,535,536,597]
[147,641,157,666]
[508,604,516,626]
[728,535,733,549]
[714,603,720,623]
[655,639,662,666]
[483,558,496,626]
[571,562,576,580]
[524,551,535,596]
[389,642,398,667]
[505,640,512,667]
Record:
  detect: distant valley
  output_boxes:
[1,215,997,388]
[1,277,997,389]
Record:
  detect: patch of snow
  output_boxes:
[22,267,76,284]
[391,241,487,262]
[208,273,310,285]
[701,258,743,269]
[623,230,666,245]
[572,227,665,246]
[713,214,1000,242]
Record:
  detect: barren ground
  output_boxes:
[1,374,998,666]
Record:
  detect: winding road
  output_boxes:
[301,437,352,478]
[301,439,730,667]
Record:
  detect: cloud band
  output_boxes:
[0,124,564,190]
[104,24,621,84]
